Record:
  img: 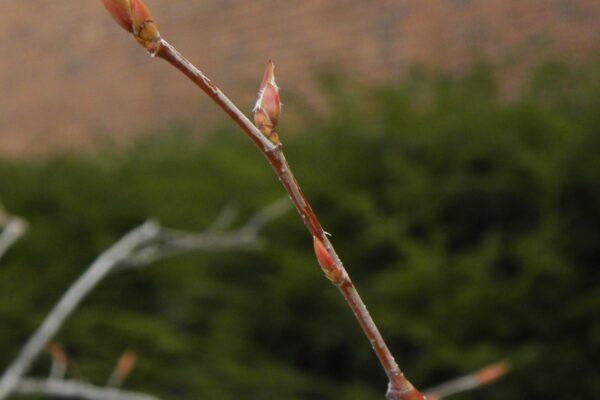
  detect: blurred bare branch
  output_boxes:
[0,198,289,400]
[423,362,510,400]
[15,378,162,400]
[239,197,291,235]
[124,197,291,267]
[0,221,160,400]
[207,203,239,233]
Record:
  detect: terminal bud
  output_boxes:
[101,0,160,51]
[254,60,282,144]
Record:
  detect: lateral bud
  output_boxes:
[475,362,509,384]
[253,60,282,144]
[46,342,68,378]
[100,0,160,52]
[46,342,68,368]
[114,351,138,383]
[313,237,344,285]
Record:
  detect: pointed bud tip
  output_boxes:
[101,0,133,33]
[254,60,282,143]
[313,237,335,272]
[259,60,276,91]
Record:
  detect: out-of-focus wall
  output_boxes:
[1,0,598,156]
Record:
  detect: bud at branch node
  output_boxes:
[313,237,344,285]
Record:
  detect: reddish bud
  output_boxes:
[313,237,334,270]
[254,60,282,144]
[46,342,68,367]
[130,0,159,46]
[101,0,134,33]
[313,237,344,285]
[115,351,138,381]
[101,0,160,50]
[475,362,509,384]
[262,84,280,127]
[253,109,275,141]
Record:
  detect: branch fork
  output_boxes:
[0,200,289,400]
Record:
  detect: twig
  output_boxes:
[15,378,162,400]
[0,221,160,400]
[159,41,421,400]
[157,39,423,399]
[98,2,424,397]
[206,203,239,233]
[239,197,291,235]
[423,362,510,400]
[0,217,28,262]
[123,198,290,267]
[0,199,288,400]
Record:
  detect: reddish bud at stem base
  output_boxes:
[313,237,344,285]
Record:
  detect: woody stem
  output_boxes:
[153,38,424,400]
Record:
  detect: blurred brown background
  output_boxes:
[1,0,599,156]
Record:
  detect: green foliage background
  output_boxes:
[0,62,599,399]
